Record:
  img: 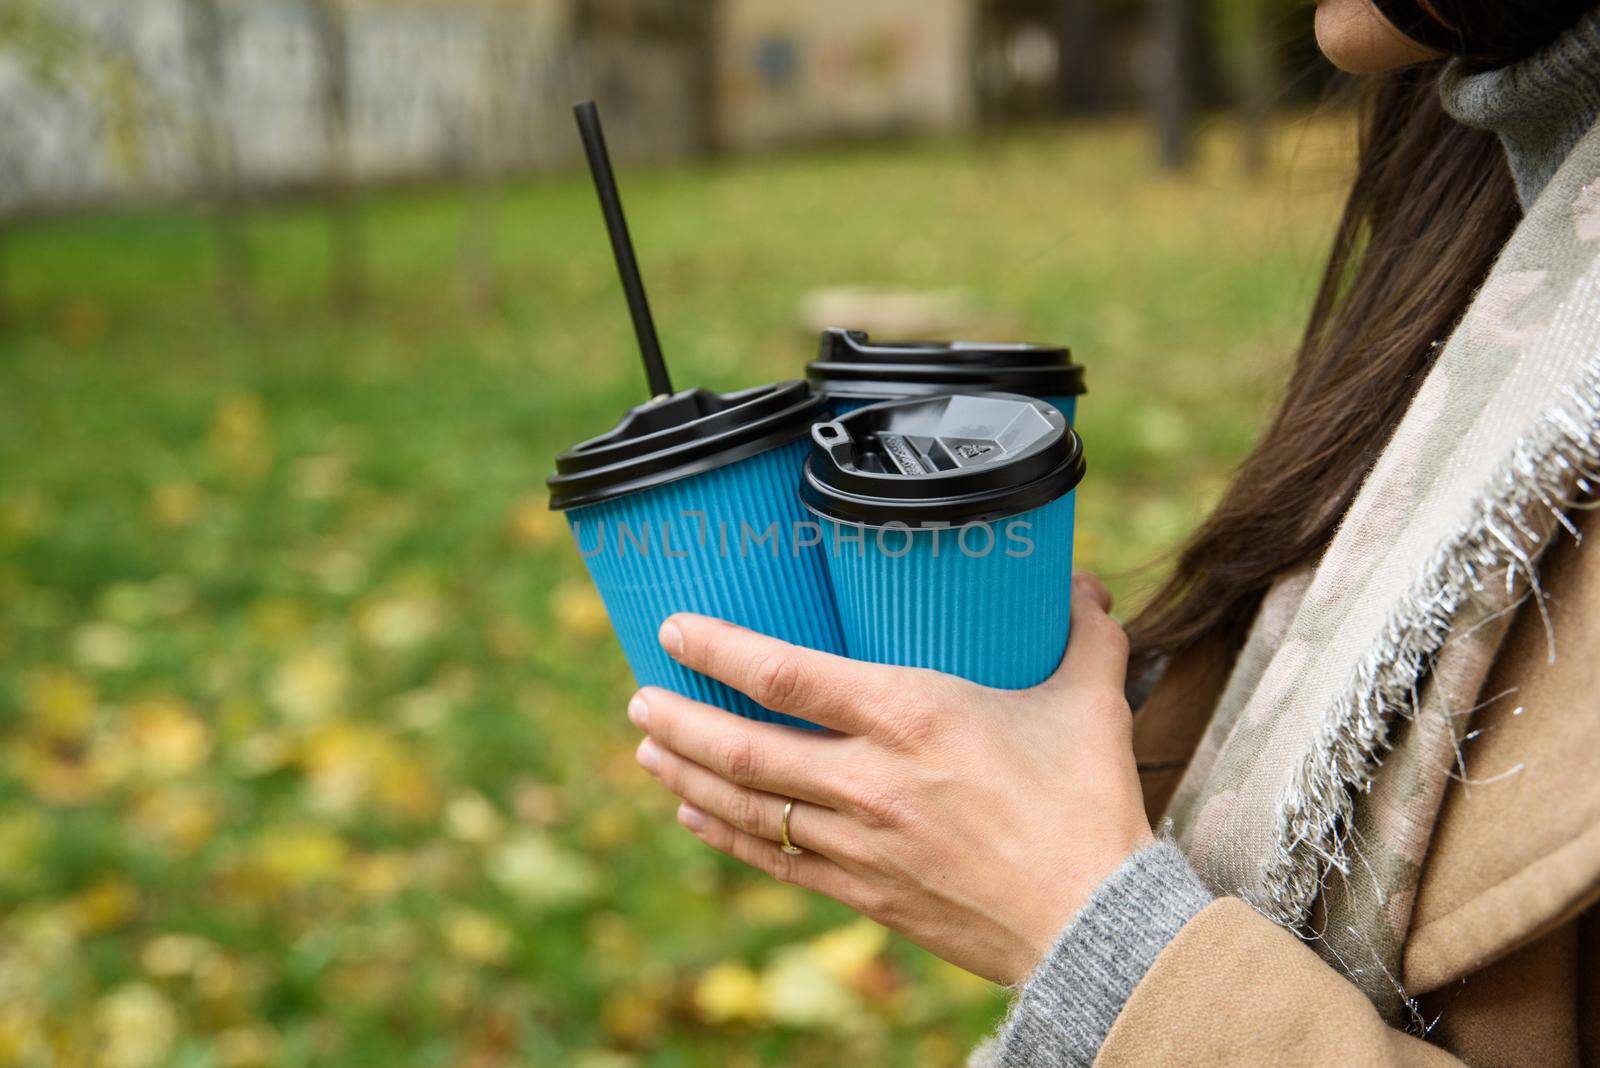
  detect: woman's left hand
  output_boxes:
[627,573,1154,985]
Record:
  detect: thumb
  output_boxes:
[1071,570,1113,613]
[1038,573,1128,696]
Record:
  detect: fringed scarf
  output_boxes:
[1164,114,1600,1021]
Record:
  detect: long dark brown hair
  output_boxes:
[1126,3,1593,674]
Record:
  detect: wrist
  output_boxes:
[1009,828,1158,984]
[992,841,1214,1065]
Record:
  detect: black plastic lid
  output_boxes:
[805,328,1086,401]
[548,381,825,511]
[801,392,1085,528]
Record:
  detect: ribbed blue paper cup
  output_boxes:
[549,383,845,728]
[801,393,1085,690]
[806,328,1085,424]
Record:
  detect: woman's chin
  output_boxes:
[1314,0,1443,74]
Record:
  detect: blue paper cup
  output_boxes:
[550,383,845,727]
[806,328,1085,424]
[801,393,1085,690]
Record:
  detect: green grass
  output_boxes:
[0,116,1350,1067]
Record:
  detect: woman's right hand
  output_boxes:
[628,572,1154,985]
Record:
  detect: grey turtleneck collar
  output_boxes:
[1441,7,1600,210]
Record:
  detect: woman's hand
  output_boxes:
[626,573,1153,986]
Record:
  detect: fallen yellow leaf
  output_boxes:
[344,852,411,902]
[600,981,668,1045]
[124,698,211,777]
[269,647,348,724]
[93,984,176,1068]
[147,480,203,529]
[23,669,95,737]
[508,497,562,548]
[759,949,863,1032]
[72,622,138,671]
[549,579,611,641]
[441,908,513,967]
[69,879,138,935]
[732,882,809,927]
[805,919,890,984]
[252,827,347,888]
[487,831,599,909]
[140,933,218,979]
[130,785,219,854]
[355,594,444,652]
[207,394,271,481]
[693,961,764,1025]
[445,792,504,844]
[212,1024,280,1068]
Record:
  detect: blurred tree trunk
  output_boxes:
[0,152,13,330]
[680,0,718,155]
[460,0,519,317]
[0,222,8,331]
[184,0,253,322]
[0,126,16,332]
[1148,0,1197,170]
[1054,0,1107,113]
[308,0,365,313]
[1234,0,1279,175]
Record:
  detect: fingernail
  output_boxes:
[636,737,661,774]
[677,802,705,833]
[628,694,649,729]
[659,619,684,657]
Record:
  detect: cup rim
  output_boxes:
[806,328,1086,398]
[548,381,824,511]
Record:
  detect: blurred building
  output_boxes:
[0,0,1314,214]
[713,0,975,149]
[0,0,703,212]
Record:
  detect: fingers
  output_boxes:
[639,739,863,863]
[658,614,889,735]
[1072,570,1113,612]
[1041,573,1130,695]
[678,806,870,907]
[632,687,862,808]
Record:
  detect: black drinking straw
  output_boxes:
[573,100,673,398]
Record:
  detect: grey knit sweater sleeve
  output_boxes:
[970,841,1214,1068]
[1441,5,1600,209]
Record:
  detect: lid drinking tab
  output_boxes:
[801,392,1085,528]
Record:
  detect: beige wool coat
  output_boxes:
[1114,510,1600,1065]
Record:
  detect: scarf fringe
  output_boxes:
[1257,357,1600,932]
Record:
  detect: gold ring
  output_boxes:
[779,799,803,855]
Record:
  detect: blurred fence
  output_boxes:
[0,0,1005,214]
[0,0,1322,216]
[0,0,707,213]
